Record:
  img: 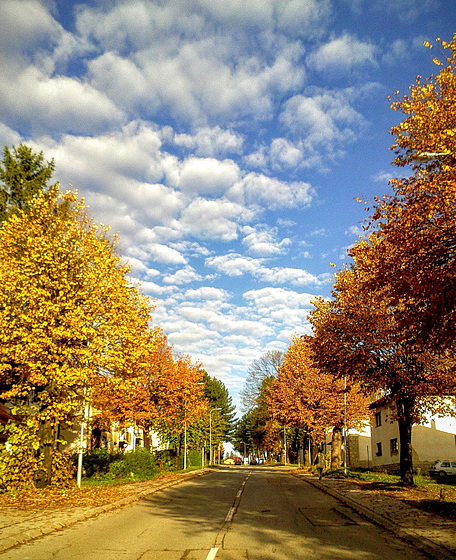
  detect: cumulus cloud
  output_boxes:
[345,224,364,237]
[180,198,254,240]
[162,265,202,285]
[280,88,366,146]
[173,126,244,157]
[241,225,292,257]
[146,244,187,265]
[77,1,307,126]
[183,286,230,301]
[176,157,240,195]
[307,33,377,73]
[238,172,315,209]
[205,253,329,286]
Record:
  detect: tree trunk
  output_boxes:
[397,397,414,486]
[331,426,342,469]
[36,418,54,488]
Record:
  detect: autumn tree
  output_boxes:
[0,144,57,223]
[363,36,456,352]
[144,342,206,460]
[0,188,153,489]
[268,336,369,469]
[309,237,456,484]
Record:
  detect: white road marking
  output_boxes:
[205,547,219,560]
[225,506,236,523]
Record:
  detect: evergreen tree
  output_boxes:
[203,372,237,442]
[0,144,57,222]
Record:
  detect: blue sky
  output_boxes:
[1,0,455,412]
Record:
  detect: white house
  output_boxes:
[370,397,456,472]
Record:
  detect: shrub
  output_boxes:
[154,449,177,470]
[108,447,160,479]
[80,448,118,478]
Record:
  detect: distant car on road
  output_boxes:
[429,460,456,478]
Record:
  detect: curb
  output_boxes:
[0,468,211,554]
[295,473,456,560]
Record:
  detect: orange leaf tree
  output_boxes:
[309,236,456,485]
[370,35,456,349]
[268,335,369,469]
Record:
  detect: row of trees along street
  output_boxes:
[0,144,235,490]
[2,36,456,491]
[236,37,456,486]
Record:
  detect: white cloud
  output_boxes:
[180,198,254,240]
[269,138,304,168]
[238,172,315,209]
[77,1,307,126]
[372,171,394,183]
[162,265,202,285]
[307,33,377,73]
[0,66,125,135]
[147,244,187,265]
[205,254,262,277]
[205,253,329,286]
[244,286,313,306]
[0,122,22,148]
[241,225,292,257]
[123,256,160,278]
[280,89,366,147]
[345,224,364,237]
[177,157,240,195]
[173,126,244,157]
[183,287,230,301]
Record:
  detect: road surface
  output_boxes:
[3,467,427,560]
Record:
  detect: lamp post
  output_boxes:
[343,375,347,475]
[209,407,221,465]
[76,385,88,488]
[183,414,187,470]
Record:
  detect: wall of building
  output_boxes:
[370,401,456,471]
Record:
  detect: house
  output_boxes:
[370,396,456,473]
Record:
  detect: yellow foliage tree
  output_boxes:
[0,189,152,488]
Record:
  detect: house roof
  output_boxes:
[369,395,394,410]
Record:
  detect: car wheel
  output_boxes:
[438,471,447,478]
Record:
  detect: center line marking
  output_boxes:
[225,506,236,523]
[206,547,219,560]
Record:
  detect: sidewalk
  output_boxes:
[0,468,210,554]
[296,472,456,560]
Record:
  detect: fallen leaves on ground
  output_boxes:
[0,472,180,511]
[355,478,456,521]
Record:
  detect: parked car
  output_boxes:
[429,460,456,478]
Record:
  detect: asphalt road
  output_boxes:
[3,467,427,560]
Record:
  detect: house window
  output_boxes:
[376,443,382,456]
[390,438,398,456]
[375,412,382,427]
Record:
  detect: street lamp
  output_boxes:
[76,385,88,488]
[209,407,221,465]
[344,375,347,475]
